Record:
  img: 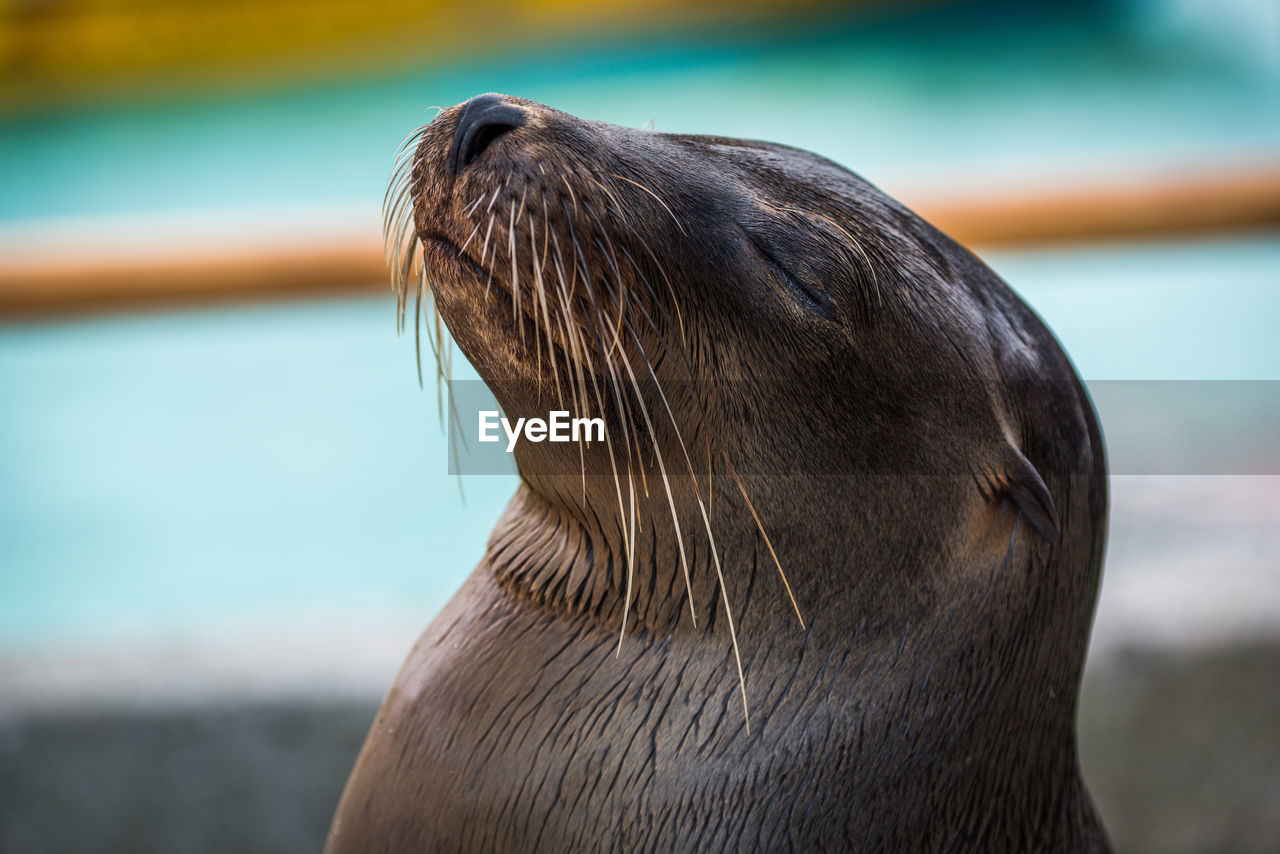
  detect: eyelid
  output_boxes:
[741,227,831,315]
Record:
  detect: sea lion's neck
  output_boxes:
[483,473,1096,713]
[485,479,835,635]
[483,475,951,639]
[480,479,1091,787]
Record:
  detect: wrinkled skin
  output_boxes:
[327,95,1110,852]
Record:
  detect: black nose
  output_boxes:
[448,94,525,175]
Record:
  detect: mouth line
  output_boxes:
[420,227,597,375]
[420,230,489,282]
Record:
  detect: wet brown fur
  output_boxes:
[327,95,1110,852]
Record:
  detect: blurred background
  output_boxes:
[1,0,1278,851]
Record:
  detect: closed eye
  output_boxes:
[741,228,832,317]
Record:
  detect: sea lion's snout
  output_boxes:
[447,93,527,175]
[400,93,695,395]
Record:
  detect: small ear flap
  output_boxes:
[984,447,1061,543]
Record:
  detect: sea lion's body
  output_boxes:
[327,95,1109,852]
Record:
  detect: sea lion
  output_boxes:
[326,94,1110,852]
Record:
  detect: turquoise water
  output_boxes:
[1,236,1277,649]
[0,298,515,647]
[991,238,1280,381]
[0,298,520,648]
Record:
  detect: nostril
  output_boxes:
[449,94,526,175]
[464,121,513,165]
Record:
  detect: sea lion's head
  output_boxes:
[385,93,1106,726]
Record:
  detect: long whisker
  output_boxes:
[617,472,638,654]
[549,229,592,500]
[604,172,687,236]
[458,219,483,255]
[606,304,748,728]
[727,457,804,629]
[528,211,563,406]
[580,200,703,627]
[562,208,635,621]
[508,204,525,345]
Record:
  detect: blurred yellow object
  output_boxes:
[0,0,865,109]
